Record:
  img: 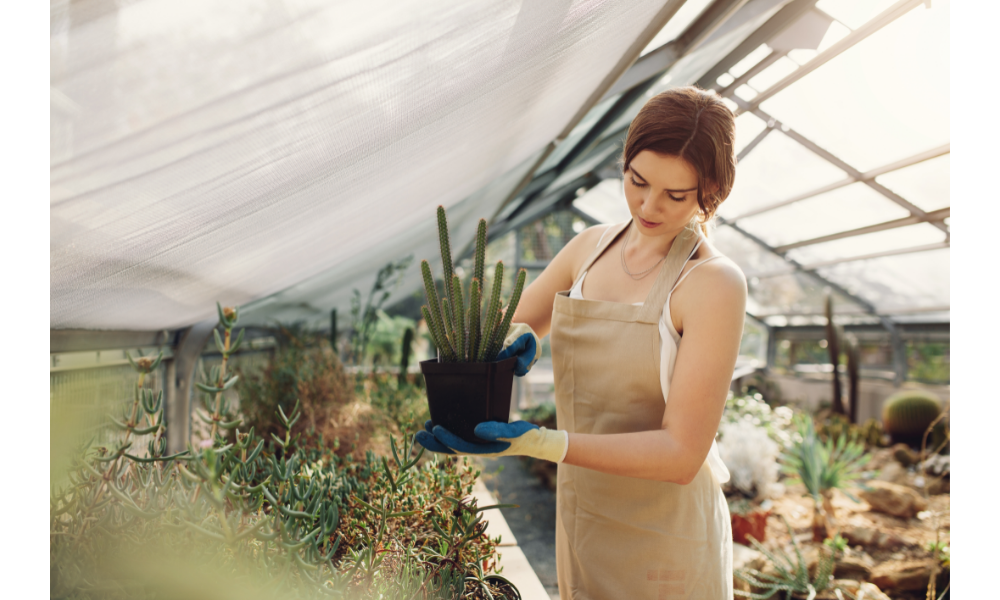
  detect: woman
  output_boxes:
[417,86,745,599]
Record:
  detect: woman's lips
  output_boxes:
[637,216,659,228]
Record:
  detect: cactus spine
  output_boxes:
[420,207,527,363]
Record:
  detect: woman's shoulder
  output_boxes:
[682,242,746,296]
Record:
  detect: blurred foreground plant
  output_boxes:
[51,305,517,600]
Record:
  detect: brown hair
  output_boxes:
[620,86,736,234]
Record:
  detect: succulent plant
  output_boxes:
[882,390,942,441]
[421,206,526,363]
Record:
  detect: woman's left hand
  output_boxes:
[415,420,568,463]
[496,323,542,376]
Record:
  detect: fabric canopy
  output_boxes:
[51,0,684,330]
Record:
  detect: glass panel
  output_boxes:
[711,224,790,276]
[786,19,851,64]
[747,56,800,92]
[728,44,771,78]
[537,93,621,172]
[719,131,848,218]
[734,84,758,100]
[734,112,766,157]
[745,270,868,321]
[759,3,950,171]
[737,182,910,247]
[875,153,950,212]
[816,0,900,30]
[786,222,945,265]
[572,178,631,224]
[815,247,950,313]
[641,0,716,56]
[716,72,735,88]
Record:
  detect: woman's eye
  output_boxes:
[630,176,647,188]
[669,194,686,202]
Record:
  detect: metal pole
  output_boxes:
[166,320,216,454]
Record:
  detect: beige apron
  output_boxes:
[552,220,732,599]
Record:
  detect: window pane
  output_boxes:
[641,0,716,56]
[786,222,945,265]
[758,3,950,171]
[572,178,631,224]
[729,44,771,78]
[734,112,766,156]
[736,182,910,247]
[747,56,800,92]
[875,153,950,212]
[537,93,620,172]
[711,223,791,276]
[815,247,950,313]
[720,131,848,218]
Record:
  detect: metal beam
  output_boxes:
[731,99,950,237]
[736,122,773,161]
[50,328,175,353]
[695,0,820,89]
[739,0,925,114]
[720,217,894,327]
[489,0,692,228]
[727,143,950,221]
[715,49,788,96]
[166,320,215,454]
[747,241,949,279]
[774,207,949,253]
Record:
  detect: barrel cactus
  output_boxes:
[882,390,942,444]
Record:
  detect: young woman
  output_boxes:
[418,86,745,599]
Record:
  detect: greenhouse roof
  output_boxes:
[50,0,949,336]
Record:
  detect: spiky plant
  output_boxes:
[780,415,871,542]
[735,516,836,599]
[421,206,526,363]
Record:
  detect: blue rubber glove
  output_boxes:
[495,323,541,377]
[414,419,568,463]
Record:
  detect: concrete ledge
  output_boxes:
[471,480,551,600]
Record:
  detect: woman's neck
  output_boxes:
[625,220,687,257]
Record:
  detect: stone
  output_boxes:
[891,443,920,467]
[834,552,875,581]
[841,526,907,550]
[871,559,940,591]
[732,543,763,571]
[859,481,928,518]
[874,461,909,485]
[829,579,892,600]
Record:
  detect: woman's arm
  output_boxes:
[510,224,609,339]
[561,258,747,484]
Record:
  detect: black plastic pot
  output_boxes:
[419,357,517,444]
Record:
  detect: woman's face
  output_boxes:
[623,150,706,237]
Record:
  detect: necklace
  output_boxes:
[620,223,669,280]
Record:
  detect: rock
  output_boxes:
[834,552,875,581]
[842,526,907,550]
[830,580,892,600]
[871,559,940,591]
[859,481,928,518]
[874,461,909,485]
[891,443,920,467]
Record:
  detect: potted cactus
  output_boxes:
[419,206,526,443]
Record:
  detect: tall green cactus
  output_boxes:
[420,206,527,363]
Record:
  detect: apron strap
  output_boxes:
[636,221,703,324]
[570,220,631,289]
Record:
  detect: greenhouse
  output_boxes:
[50,1,954,599]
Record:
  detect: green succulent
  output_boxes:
[421,206,526,363]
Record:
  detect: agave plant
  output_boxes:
[421,205,526,363]
[780,415,871,541]
[735,515,836,600]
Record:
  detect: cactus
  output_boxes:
[882,390,942,442]
[398,327,414,386]
[420,206,527,363]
